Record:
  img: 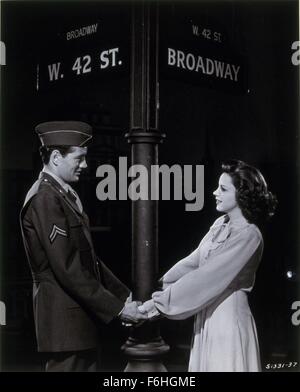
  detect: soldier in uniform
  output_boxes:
[20,121,146,372]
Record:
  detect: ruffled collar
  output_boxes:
[210,214,249,245]
[201,214,249,261]
[228,214,249,229]
[210,216,230,245]
[211,214,249,229]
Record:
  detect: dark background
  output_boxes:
[0,0,299,372]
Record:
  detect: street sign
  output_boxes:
[37,16,130,92]
[160,7,247,94]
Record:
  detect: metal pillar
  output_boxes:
[122,1,169,372]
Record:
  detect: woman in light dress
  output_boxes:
[139,160,277,372]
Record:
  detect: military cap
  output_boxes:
[35,121,92,147]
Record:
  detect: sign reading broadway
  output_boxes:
[160,40,247,94]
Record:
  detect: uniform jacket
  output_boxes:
[20,172,130,352]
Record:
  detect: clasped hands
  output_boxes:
[119,299,160,328]
[119,301,147,327]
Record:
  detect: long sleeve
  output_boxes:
[97,257,130,301]
[144,225,262,320]
[30,191,125,323]
[160,241,204,289]
[160,217,226,288]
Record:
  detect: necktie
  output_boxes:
[67,187,83,213]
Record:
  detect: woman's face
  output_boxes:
[213,173,239,214]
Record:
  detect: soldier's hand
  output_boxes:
[125,292,133,304]
[119,301,148,325]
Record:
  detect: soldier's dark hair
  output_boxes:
[221,159,278,226]
[39,145,74,165]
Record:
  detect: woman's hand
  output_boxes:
[138,299,161,321]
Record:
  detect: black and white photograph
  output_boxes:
[0,0,299,376]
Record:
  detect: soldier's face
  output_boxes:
[57,146,88,183]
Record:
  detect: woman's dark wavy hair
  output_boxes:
[221,160,278,225]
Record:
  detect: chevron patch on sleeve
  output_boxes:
[49,224,68,243]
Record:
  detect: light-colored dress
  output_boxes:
[142,214,264,372]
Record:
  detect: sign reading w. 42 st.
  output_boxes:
[42,47,125,83]
[37,20,129,92]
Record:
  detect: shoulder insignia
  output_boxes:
[49,224,68,243]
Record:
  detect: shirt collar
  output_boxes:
[211,214,249,231]
[42,167,70,193]
[227,214,249,229]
